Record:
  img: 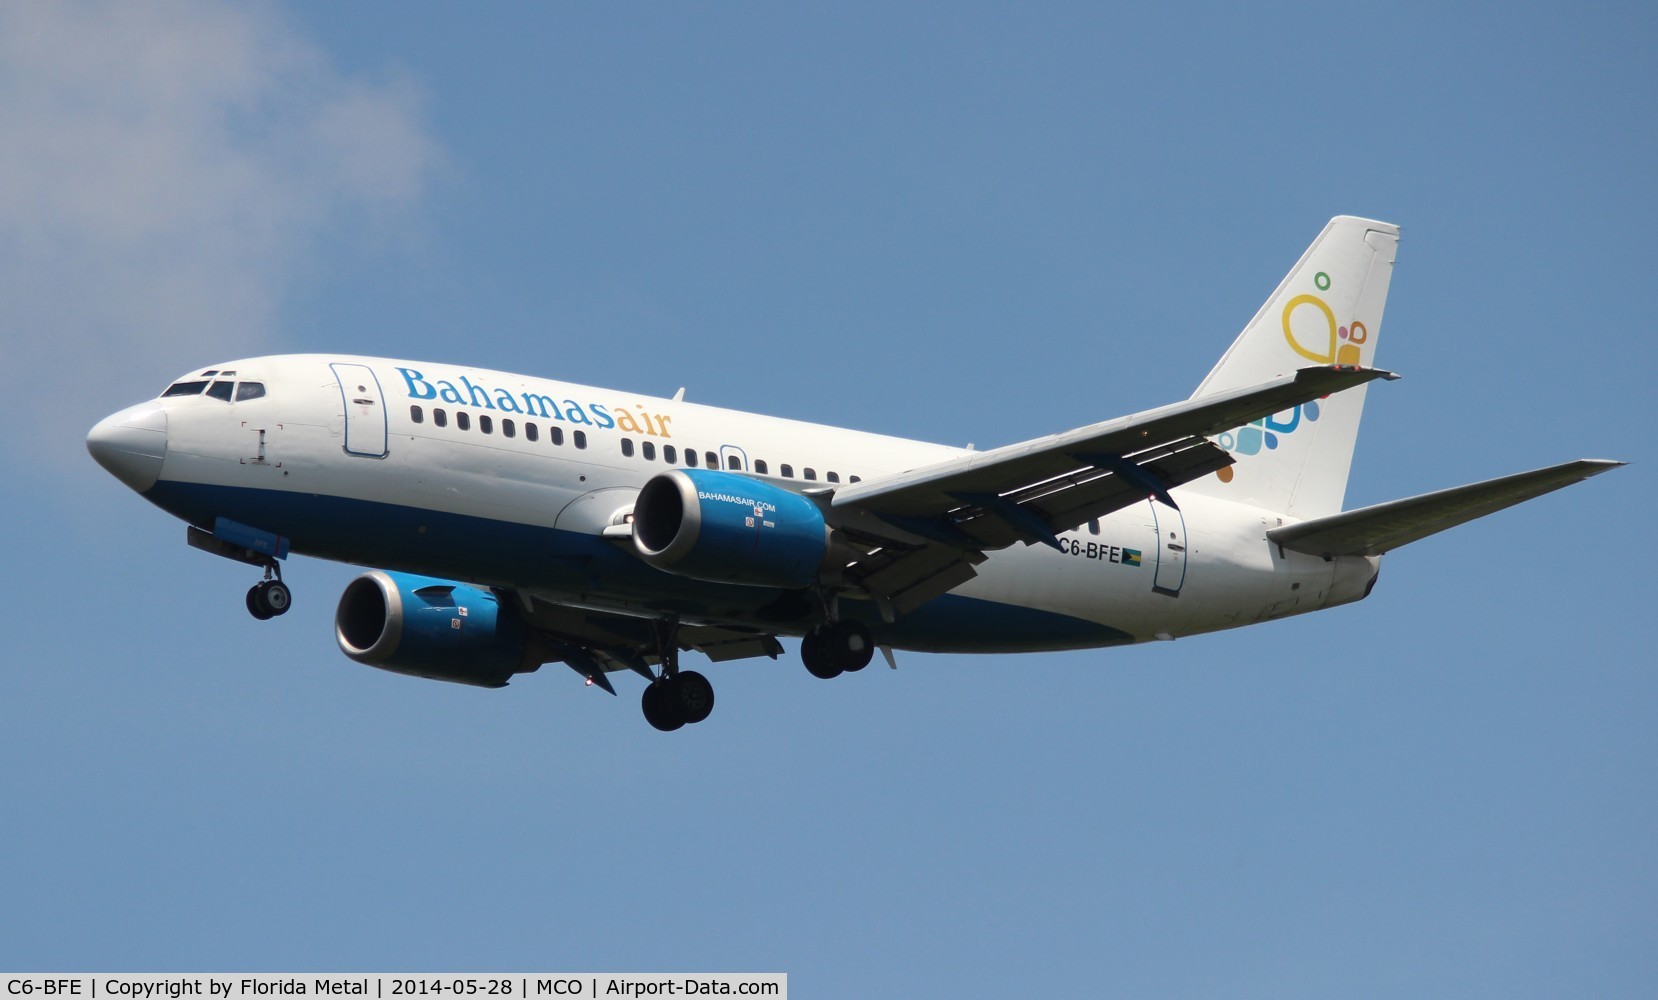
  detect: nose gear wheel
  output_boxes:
[246,571,292,620]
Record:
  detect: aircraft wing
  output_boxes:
[1266,458,1625,558]
[824,365,1395,611]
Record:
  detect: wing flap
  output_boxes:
[977,435,1232,541]
[513,591,784,667]
[847,545,986,614]
[681,627,786,662]
[1267,459,1624,558]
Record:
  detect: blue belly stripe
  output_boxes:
[143,479,1131,652]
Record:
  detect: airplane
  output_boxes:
[87,216,1622,731]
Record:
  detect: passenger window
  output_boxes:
[162,380,208,397]
[850,475,861,483]
[1088,519,1100,536]
[826,471,840,483]
[664,445,677,464]
[456,412,471,431]
[410,405,424,424]
[434,409,448,428]
[206,381,235,402]
[642,441,656,461]
[755,460,768,475]
[479,415,493,434]
[621,438,635,458]
[235,382,266,401]
[803,468,817,481]
[550,426,564,446]
[685,450,698,468]
[781,464,794,478]
[574,430,587,449]
[727,455,741,471]
[525,423,539,442]
[503,419,516,439]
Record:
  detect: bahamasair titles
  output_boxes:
[88,217,1622,730]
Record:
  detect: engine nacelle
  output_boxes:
[633,469,829,588]
[334,570,533,688]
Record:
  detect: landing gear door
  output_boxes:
[1150,500,1188,596]
[331,363,389,458]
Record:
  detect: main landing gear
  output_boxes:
[639,618,714,732]
[641,671,714,732]
[245,563,292,620]
[800,619,874,679]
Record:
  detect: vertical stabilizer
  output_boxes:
[1181,216,1399,518]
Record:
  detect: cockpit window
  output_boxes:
[235,381,266,401]
[206,380,235,402]
[162,380,209,397]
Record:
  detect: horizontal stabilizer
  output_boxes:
[1267,459,1624,558]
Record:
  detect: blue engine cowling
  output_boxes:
[334,570,533,688]
[633,469,829,588]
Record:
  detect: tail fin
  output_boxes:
[1181,216,1399,518]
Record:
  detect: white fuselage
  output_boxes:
[101,354,1380,652]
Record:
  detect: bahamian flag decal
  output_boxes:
[1123,548,1142,567]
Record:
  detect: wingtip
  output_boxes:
[1301,364,1401,383]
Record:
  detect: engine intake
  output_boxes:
[633,469,830,588]
[335,570,533,687]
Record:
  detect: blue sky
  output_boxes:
[1,2,1653,995]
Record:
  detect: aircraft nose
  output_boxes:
[87,402,168,493]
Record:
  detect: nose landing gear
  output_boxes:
[245,564,292,620]
[185,525,293,622]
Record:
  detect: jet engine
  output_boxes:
[633,469,831,588]
[335,570,535,687]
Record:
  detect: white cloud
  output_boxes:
[0,0,443,471]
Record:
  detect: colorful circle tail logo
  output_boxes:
[1214,272,1363,485]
